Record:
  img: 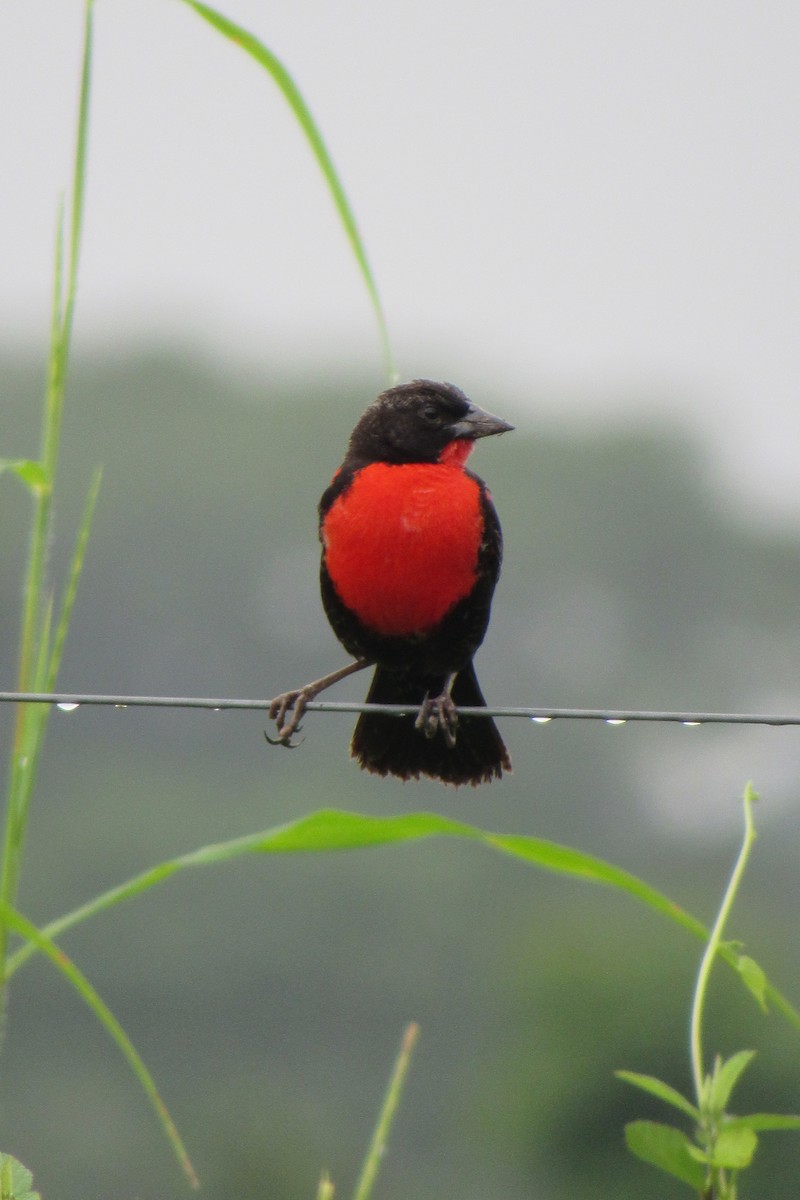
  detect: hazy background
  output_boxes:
[2,2,800,1197]
[3,1,800,515]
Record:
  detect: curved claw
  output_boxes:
[264,661,372,753]
[264,728,305,749]
[265,686,311,748]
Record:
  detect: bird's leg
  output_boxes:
[266,659,372,747]
[415,673,459,747]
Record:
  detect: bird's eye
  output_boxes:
[421,404,441,424]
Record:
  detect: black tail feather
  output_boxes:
[351,662,511,786]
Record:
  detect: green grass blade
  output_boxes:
[6,858,186,977]
[352,1022,419,1200]
[0,437,101,973]
[6,809,799,1030]
[8,468,102,821]
[178,0,395,382]
[0,902,199,1189]
[0,0,95,997]
[6,597,57,861]
[45,467,102,692]
[46,0,93,475]
[64,0,93,342]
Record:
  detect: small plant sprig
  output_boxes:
[617,783,800,1197]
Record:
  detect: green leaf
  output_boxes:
[708,1049,756,1113]
[5,810,800,1033]
[715,1125,758,1167]
[178,0,394,381]
[737,955,768,1011]
[624,1121,707,1188]
[615,1070,700,1120]
[688,1126,758,1169]
[0,1153,40,1200]
[724,1112,800,1132]
[0,459,48,494]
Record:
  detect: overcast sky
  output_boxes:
[3,1,800,516]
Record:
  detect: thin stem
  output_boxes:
[690,784,758,1101]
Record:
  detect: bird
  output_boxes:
[268,379,513,785]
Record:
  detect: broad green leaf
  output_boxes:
[715,1125,757,1167]
[724,1112,800,1132]
[0,1153,40,1200]
[0,903,198,1189]
[624,1120,707,1188]
[0,459,48,493]
[708,1049,756,1113]
[178,0,394,381]
[615,1070,700,1120]
[688,1125,758,1169]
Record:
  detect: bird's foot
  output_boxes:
[265,686,315,747]
[415,687,459,747]
[265,659,373,749]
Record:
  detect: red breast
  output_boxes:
[322,455,484,637]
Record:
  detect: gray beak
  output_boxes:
[452,402,515,440]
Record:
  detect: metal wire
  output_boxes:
[1,691,799,726]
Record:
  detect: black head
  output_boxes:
[346,380,513,465]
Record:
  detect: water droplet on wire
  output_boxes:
[56,702,80,713]
[605,718,627,726]
[682,720,701,727]
[532,716,552,724]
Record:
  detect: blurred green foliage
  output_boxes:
[1,351,799,1198]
